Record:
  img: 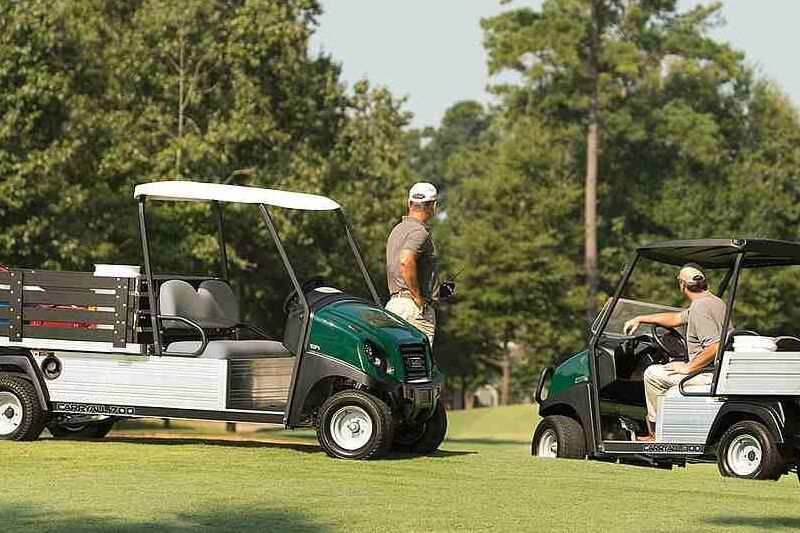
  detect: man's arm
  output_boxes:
[665,341,720,374]
[688,341,719,372]
[623,312,685,335]
[399,249,424,308]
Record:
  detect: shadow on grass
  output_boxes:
[383,449,477,460]
[104,436,320,454]
[444,438,529,446]
[3,505,329,533]
[103,436,476,459]
[704,516,800,529]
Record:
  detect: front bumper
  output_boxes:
[401,374,444,422]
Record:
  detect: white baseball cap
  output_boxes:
[678,264,706,286]
[408,182,437,202]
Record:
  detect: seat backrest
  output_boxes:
[158,279,236,329]
[198,280,240,325]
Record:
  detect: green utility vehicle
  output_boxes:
[0,181,445,459]
[533,239,800,480]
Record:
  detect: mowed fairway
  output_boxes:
[2,405,800,532]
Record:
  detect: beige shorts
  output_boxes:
[385,295,436,345]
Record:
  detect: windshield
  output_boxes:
[596,255,726,338]
[600,298,683,336]
[268,208,376,302]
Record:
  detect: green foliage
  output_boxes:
[0,0,411,333]
[419,0,800,402]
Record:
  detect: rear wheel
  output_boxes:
[717,420,784,480]
[0,373,45,441]
[316,390,393,460]
[393,402,447,454]
[48,418,116,440]
[532,415,586,459]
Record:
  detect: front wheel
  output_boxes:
[393,402,447,454]
[532,415,586,459]
[316,390,393,460]
[717,420,784,480]
[48,418,116,440]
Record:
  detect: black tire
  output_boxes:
[316,390,393,460]
[0,373,46,441]
[717,420,784,480]
[48,417,116,440]
[392,401,447,454]
[532,415,586,459]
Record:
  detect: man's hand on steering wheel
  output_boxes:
[623,317,641,336]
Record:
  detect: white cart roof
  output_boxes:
[133,180,340,211]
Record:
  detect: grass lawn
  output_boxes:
[2,404,800,532]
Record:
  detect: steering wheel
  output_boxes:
[650,325,688,362]
[282,276,329,315]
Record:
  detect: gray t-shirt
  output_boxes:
[679,292,727,361]
[386,216,437,300]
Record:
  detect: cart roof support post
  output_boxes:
[213,201,229,279]
[589,254,640,451]
[711,252,744,395]
[258,204,312,426]
[337,210,381,306]
[138,198,162,356]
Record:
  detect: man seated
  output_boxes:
[623,263,726,441]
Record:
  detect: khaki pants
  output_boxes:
[386,295,436,345]
[644,364,712,422]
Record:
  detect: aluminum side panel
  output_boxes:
[227,357,294,410]
[717,351,800,395]
[656,391,724,444]
[37,352,226,410]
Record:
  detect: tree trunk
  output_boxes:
[176,34,186,177]
[585,0,601,324]
[499,357,510,406]
[585,117,598,322]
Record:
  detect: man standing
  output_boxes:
[623,263,726,441]
[385,182,439,345]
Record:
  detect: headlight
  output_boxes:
[365,340,394,374]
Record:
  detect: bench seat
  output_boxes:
[165,339,292,359]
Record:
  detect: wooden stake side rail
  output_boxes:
[0,269,138,349]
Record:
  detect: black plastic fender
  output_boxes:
[287,350,402,427]
[706,401,786,446]
[0,352,49,411]
[538,383,597,454]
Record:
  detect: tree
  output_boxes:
[0,0,412,334]
[482,0,746,318]
[441,116,586,405]
[404,100,491,197]
[428,0,800,403]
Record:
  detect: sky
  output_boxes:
[311,1,800,129]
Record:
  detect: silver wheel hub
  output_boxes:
[537,428,558,458]
[0,392,23,436]
[330,406,373,451]
[727,434,763,476]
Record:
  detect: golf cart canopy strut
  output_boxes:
[637,238,800,269]
[134,181,340,211]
